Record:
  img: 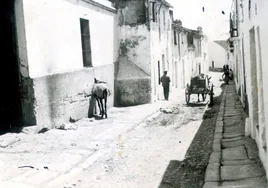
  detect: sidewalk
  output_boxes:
[0,88,185,188]
[203,83,268,188]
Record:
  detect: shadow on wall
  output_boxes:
[115,77,151,107]
[88,96,96,118]
[20,77,37,126]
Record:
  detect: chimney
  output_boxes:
[174,19,182,26]
[197,26,203,34]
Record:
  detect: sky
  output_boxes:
[168,0,233,41]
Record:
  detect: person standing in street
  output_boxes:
[160,70,171,100]
[229,69,234,81]
[222,69,230,85]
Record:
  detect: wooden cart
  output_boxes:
[185,74,214,105]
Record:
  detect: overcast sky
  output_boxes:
[168,0,233,41]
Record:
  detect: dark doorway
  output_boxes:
[249,27,258,138]
[0,1,22,131]
[212,61,214,68]
[158,61,161,85]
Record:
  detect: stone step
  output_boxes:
[225,111,242,115]
[222,146,248,161]
[224,119,244,126]
[203,182,219,188]
[209,152,221,163]
[222,139,246,148]
[221,164,266,181]
[221,176,268,187]
[222,136,244,142]
[223,132,244,139]
[221,159,256,166]
[224,126,244,133]
[205,164,220,182]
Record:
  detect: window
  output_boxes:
[163,11,166,30]
[158,61,161,85]
[212,61,214,68]
[159,12,161,40]
[195,40,202,57]
[178,33,181,57]
[187,34,194,45]
[152,2,156,22]
[80,18,92,67]
[249,0,251,19]
[174,30,177,45]
[255,3,257,15]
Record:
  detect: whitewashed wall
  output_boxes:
[208,42,226,68]
[149,2,173,100]
[238,0,268,175]
[15,0,117,128]
[22,0,116,78]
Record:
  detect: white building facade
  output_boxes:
[172,21,209,90]
[208,41,229,70]
[13,0,117,129]
[229,0,268,178]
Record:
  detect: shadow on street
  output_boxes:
[158,86,224,188]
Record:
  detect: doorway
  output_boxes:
[162,54,165,72]
[158,61,161,85]
[0,1,22,131]
[249,27,259,138]
[175,61,178,88]
[182,60,185,88]
[256,26,266,151]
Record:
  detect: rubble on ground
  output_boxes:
[0,134,20,148]
[55,123,78,130]
[160,106,180,114]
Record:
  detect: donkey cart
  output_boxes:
[185,74,214,106]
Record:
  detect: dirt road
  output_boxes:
[0,72,223,188]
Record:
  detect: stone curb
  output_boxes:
[203,84,228,188]
[203,182,219,188]
[204,164,220,182]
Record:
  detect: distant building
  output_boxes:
[114,0,174,105]
[172,20,209,89]
[208,40,230,71]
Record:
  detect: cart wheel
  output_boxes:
[202,94,207,101]
[185,93,190,104]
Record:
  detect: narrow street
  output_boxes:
[0,72,223,188]
[68,103,208,188]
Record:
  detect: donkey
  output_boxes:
[92,78,111,119]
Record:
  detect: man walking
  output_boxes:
[222,69,230,85]
[160,70,171,100]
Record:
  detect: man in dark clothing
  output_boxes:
[160,71,171,100]
[229,69,234,80]
[222,70,230,85]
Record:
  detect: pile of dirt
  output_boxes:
[149,104,206,128]
[158,85,224,188]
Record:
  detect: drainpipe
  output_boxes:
[158,1,163,13]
